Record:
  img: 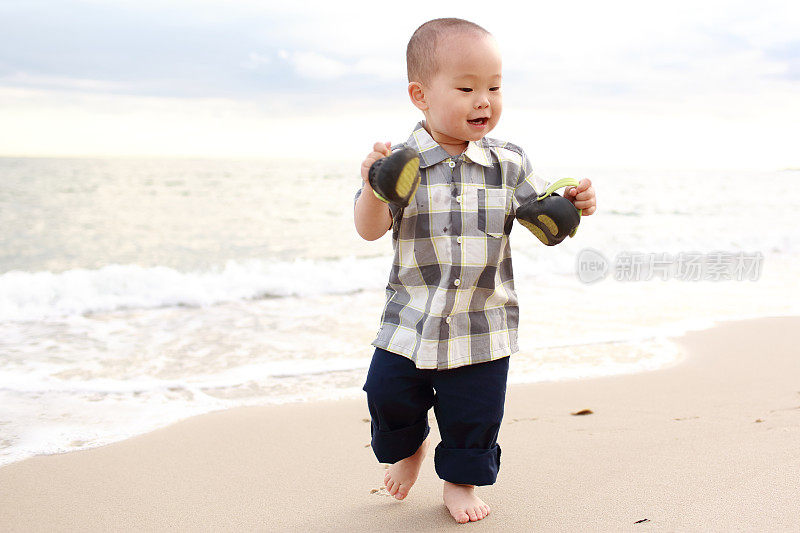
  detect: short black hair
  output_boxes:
[406,18,491,84]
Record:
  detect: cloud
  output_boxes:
[353,58,403,81]
[0,72,128,92]
[240,52,272,70]
[273,49,404,82]
[0,0,798,167]
[2,0,796,100]
[279,50,348,80]
[764,41,800,81]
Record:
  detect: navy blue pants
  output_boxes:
[362,347,509,486]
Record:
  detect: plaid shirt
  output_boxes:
[354,121,550,370]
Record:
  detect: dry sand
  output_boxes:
[1,316,798,532]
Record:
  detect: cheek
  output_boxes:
[450,103,467,120]
[493,101,503,117]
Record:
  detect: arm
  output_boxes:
[354,141,394,241]
[354,180,393,241]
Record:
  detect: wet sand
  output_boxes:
[1,316,798,531]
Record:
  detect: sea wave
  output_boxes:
[0,256,394,321]
[2,236,797,322]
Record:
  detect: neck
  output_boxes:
[422,120,468,156]
[442,143,467,156]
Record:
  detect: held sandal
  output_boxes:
[368,148,421,208]
[516,178,582,246]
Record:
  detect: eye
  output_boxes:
[489,87,501,91]
[457,88,473,92]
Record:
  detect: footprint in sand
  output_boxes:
[507,417,538,424]
[768,405,800,413]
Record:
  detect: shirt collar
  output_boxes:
[406,121,493,168]
[463,138,492,167]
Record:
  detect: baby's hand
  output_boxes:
[361,141,392,184]
[564,178,597,216]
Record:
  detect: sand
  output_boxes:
[1,316,798,532]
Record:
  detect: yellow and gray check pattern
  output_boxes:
[354,121,550,370]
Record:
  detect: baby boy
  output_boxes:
[353,17,597,523]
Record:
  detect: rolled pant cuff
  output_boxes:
[370,418,430,464]
[434,442,502,486]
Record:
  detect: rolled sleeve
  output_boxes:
[512,149,550,216]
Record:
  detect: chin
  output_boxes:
[467,128,493,141]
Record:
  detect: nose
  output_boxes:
[474,93,490,109]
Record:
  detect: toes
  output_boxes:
[475,506,484,519]
[395,488,406,500]
[482,504,490,516]
[386,479,396,494]
[455,511,469,524]
[466,507,478,521]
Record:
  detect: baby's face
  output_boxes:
[422,32,503,148]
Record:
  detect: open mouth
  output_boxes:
[467,117,488,125]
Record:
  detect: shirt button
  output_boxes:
[445,316,452,324]
[454,279,461,286]
[456,196,462,203]
[456,236,462,244]
[448,161,456,168]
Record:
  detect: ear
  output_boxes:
[408,82,428,111]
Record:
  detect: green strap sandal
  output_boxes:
[368,148,421,208]
[516,178,583,246]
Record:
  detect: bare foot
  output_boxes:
[383,435,430,500]
[442,481,491,523]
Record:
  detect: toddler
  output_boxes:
[353,17,597,523]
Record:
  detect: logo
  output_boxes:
[576,248,609,283]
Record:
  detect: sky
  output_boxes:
[0,0,798,169]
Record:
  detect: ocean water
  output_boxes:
[1,156,799,467]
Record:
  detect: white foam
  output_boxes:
[2,202,798,323]
[0,256,393,322]
[0,357,370,394]
[0,337,688,469]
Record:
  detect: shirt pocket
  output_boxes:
[477,187,509,238]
